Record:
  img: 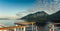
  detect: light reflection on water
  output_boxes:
[0,20,24,26]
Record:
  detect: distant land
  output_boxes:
[17,10,60,22]
[0,18,9,20]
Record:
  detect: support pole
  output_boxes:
[14,25,18,31]
[19,28,21,31]
[23,27,26,31]
[52,24,54,31]
[32,23,33,31]
[36,26,38,31]
[14,28,17,31]
[49,28,51,31]
[20,27,22,31]
[50,24,54,31]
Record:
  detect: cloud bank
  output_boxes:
[16,0,60,18]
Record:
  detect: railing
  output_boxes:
[0,22,38,31]
[0,26,26,31]
[49,23,60,31]
[15,22,38,31]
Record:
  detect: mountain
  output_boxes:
[0,18,9,20]
[49,11,60,23]
[20,11,49,22]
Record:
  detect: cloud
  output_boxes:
[16,11,29,18]
[26,0,60,14]
[16,0,60,17]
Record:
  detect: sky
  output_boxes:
[0,0,60,18]
[0,0,36,18]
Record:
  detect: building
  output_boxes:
[14,22,38,31]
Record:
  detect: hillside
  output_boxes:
[49,11,60,23]
[21,11,49,22]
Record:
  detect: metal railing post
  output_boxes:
[32,23,33,31]
[36,26,38,31]
[23,27,26,31]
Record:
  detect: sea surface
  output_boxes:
[0,20,24,26]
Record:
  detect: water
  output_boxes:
[0,20,24,26]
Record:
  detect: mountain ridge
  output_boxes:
[20,11,49,22]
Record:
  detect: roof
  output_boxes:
[15,22,36,25]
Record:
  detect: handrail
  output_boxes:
[54,23,60,24]
[0,26,26,30]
